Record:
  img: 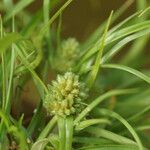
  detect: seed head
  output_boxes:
[44,72,88,117]
[53,38,79,72]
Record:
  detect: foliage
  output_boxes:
[0,0,150,150]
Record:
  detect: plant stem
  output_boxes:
[65,116,73,150]
[58,116,66,150]
[37,116,57,140]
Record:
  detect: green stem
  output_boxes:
[37,116,57,140]
[58,116,66,150]
[65,116,73,150]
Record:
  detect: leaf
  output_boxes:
[75,119,111,131]
[27,100,43,136]
[4,0,34,21]
[38,0,74,40]
[121,0,149,64]
[0,32,23,54]
[74,88,138,124]
[85,127,137,145]
[58,116,66,150]
[31,138,50,150]
[81,0,134,52]
[37,116,57,140]
[73,137,113,145]
[77,144,141,150]
[96,109,144,150]
[80,20,150,64]
[101,28,150,63]
[65,116,74,150]
[87,11,113,88]
[101,64,150,84]
[14,44,48,94]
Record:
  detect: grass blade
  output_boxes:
[0,32,23,54]
[85,127,137,145]
[58,116,66,150]
[102,64,150,84]
[38,0,74,40]
[74,88,137,124]
[77,144,141,150]
[75,119,111,131]
[81,0,134,51]
[101,28,150,63]
[87,11,113,88]
[96,108,143,150]
[65,116,73,150]
[4,0,34,21]
[37,116,57,140]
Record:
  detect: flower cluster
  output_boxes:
[44,72,88,117]
[53,38,80,72]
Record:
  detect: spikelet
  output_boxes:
[53,38,79,72]
[44,72,88,117]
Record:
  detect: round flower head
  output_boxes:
[53,38,80,72]
[44,72,88,117]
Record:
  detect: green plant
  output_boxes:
[0,0,150,150]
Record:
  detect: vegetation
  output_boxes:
[0,0,150,150]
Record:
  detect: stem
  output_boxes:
[65,116,73,150]
[37,116,57,140]
[5,15,15,113]
[58,116,66,150]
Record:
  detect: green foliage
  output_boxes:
[0,0,150,150]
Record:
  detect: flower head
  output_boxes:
[53,38,80,72]
[44,72,88,117]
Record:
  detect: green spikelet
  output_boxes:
[53,38,80,72]
[44,72,88,117]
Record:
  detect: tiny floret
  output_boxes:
[44,72,88,117]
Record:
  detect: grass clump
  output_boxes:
[0,0,150,150]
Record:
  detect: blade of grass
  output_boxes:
[65,116,73,150]
[87,11,113,88]
[4,0,34,21]
[5,16,15,113]
[14,45,48,94]
[8,125,28,150]
[96,108,143,150]
[27,100,43,136]
[101,28,150,64]
[128,105,150,122]
[57,13,62,49]
[85,127,137,145]
[43,0,51,48]
[37,116,57,140]
[0,32,23,54]
[58,116,66,150]
[80,20,150,65]
[101,64,150,84]
[0,15,7,110]
[77,144,141,150]
[74,88,138,124]
[75,118,111,131]
[31,138,50,150]
[81,0,134,51]
[3,0,13,9]
[38,0,74,40]
[73,136,113,145]
[121,0,149,65]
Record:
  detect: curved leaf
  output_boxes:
[0,32,23,54]
[31,138,49,150]
[102,64,150,84]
